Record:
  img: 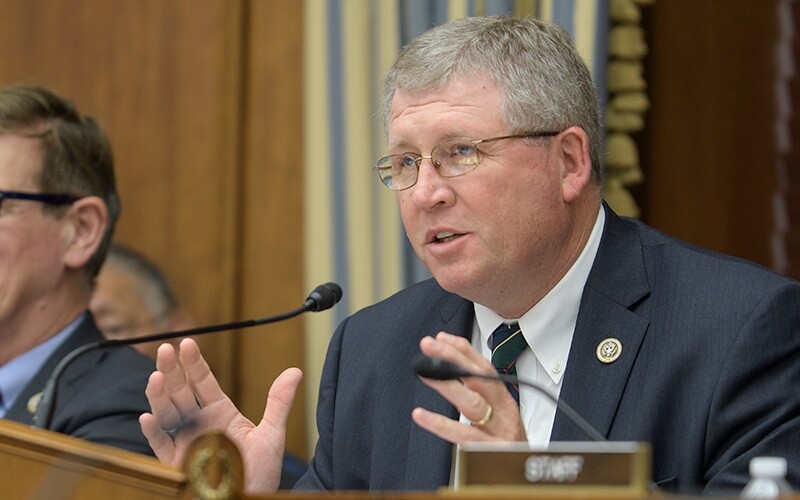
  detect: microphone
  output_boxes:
[411,354,605,442]
[32,282,343,430]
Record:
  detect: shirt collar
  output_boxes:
[474,205,605,385]
[0,313,85,417]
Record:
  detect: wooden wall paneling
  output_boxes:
[162,1,247,396]
[0,0,247,393]
[239,1,308,459]
[111,0,248,395]
[639,0,778,267]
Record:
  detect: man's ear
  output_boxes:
[62,196,108,270]
[555,126,593,203]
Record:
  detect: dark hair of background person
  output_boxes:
[91,241,193,360]
[106,242,180,319]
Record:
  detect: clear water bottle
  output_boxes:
[741,457,793,499]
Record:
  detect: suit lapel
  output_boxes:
[5,314,103,423]
[552,208,651,441]
[404,291,474,489]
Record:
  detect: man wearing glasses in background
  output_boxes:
[0,84,153,455]
[141,16,800,495]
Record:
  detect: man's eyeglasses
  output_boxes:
[0,190,83,209]
[373,131,560,191]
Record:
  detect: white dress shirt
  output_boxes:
[468,205,605,445]
[0,314,82,418]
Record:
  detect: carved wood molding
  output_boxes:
[604,0,655,217]
[773,0,799,276]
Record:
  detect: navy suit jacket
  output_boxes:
[294,207,800,495]
[5,314,155,456]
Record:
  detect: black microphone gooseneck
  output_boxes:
[32,282,343,430]
[411,354,606,442]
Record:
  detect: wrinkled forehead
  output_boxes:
[0,133,45,188]
[387,77,506,141]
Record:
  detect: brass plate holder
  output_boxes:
[452,441,651,497]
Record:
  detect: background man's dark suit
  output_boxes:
[5,314,155,456]
[295,206,800,495]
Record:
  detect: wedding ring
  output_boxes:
[471,404,493,427]
[163,418,197,439]
[163,426,180,439]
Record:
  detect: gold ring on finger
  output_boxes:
[471,404,493,427]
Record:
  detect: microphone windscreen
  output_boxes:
[411,355,468,380]
[305,282,343,311]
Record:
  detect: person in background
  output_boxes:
[91,241,307,487]
[139,15,800,495]
[91,242,193,359]
[0,84,153,455]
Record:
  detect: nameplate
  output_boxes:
[452,441,651,496]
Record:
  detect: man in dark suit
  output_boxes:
[0,84,153,455]
[139,16,800,495]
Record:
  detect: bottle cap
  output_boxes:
[750,457,788,477]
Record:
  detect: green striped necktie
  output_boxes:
[490,322,528,404]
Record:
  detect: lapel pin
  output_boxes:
[596,338,622,363]
[27,392,43,415]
